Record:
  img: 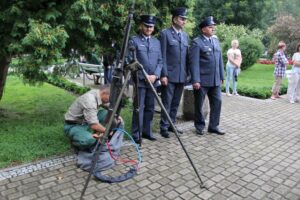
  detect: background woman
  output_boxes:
[271,41,289,100]
[287,43,300,103]
[225,39,242,96]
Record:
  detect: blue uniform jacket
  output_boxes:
[129,35,163,87]
[189,35,224,87]
[159,27,189,83]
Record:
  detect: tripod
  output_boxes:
[128,47,206,187]
[80,47,206,199]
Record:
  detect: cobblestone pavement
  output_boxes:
[1,95,300,200]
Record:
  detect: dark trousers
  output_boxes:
[132,87,155,140]
[193,86,222,131]
[160,82,184,131]
[104,67,112,84]
[64,109,108,150]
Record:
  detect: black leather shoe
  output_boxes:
[168,127,183,134]
[160,130,170,138]
[208,129,225,135]
[196,129,204,135]
[142,135,157,141]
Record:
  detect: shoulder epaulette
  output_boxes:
[193,37,200,42]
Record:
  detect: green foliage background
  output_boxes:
[216,24,264,70]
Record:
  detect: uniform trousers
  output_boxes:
[160,82,184,131]
[132,87,155,140]
[193,86,222,131]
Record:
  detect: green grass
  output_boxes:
[0,76,150,169]
[0,76,76,168]
[0,64,281,168]
[238,64,288,88]
[225,63,290,98]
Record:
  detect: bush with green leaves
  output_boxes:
[47,75,90,95]
[267,15,300,57]
[221,85,287,99]
[222,36,264,71]
[216,24,264,70]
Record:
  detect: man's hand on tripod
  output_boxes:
[92,133,101,139]
[148,75,157,83]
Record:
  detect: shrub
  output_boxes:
[267,15,300,57]
[217,24,264,70]
[216,24,264,43]
[216,24,248,42]
[239,36,264,70]
[221,85,287,99]
[47,75,90,95]
[222,36,264,71]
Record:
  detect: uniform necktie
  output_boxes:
[178,32,181,42]
[209,38,214,50]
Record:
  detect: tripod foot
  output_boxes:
[200,183,208,190]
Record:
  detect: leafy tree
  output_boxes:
[217,24,264,70]
[275,0,300,18]
[193,0,277,32]
[0,0,191,101]
[1,0,106,100]
[267,15,300,57]
[216,23,264,43]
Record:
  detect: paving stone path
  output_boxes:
[1,95,299,200]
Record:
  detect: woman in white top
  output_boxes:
[288,43,300,103]
[225,39,242,96]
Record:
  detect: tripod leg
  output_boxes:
[80,72,133,199]
[132,71,142,146]
[140,69,206,188]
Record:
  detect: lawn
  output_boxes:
[238,63,288,88]
[0,76,135,169]
[0,76,75,168]
[0,63,288,168]
[225,63,290,98]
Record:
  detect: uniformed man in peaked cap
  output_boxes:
[129,15,163,142]
[159,7,190,138]
[189,16,226,136]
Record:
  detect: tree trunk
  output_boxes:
[0,56,11,101]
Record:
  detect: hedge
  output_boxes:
[46,75,90,95]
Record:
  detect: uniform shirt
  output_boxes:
[273,50,288,77]
[159,27,189,83]
[189,35,224,87]
[128,34,163,87]
[64,90,102,125]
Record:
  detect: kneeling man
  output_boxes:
[64,85,111,150]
